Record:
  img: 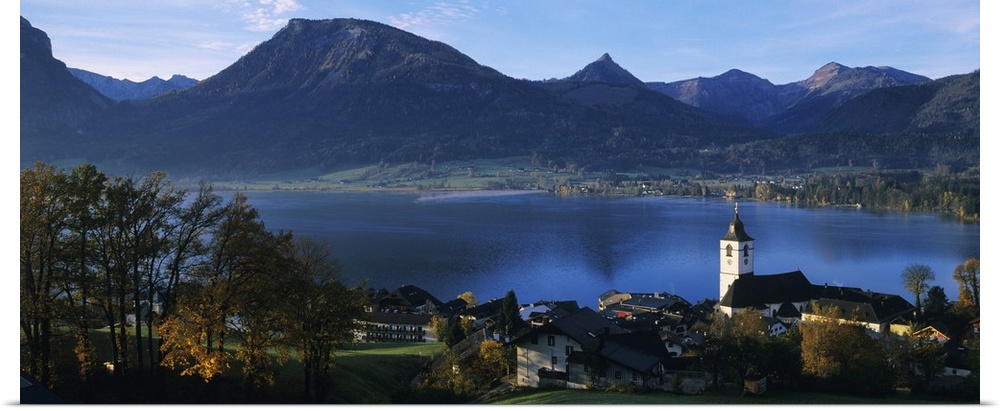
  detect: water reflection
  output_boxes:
[242,191,979,309]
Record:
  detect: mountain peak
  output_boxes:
[193,17,501,95]
[801,61,929,92]
[564,53,643,86]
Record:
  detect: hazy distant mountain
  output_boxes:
[561,53,645,86]
[20,16,112,164]
[647,69,784,126]
[815,70,979,134]
[648,62,933,132]
[68,68,198,101]
[763,62,932,133]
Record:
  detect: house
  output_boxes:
[764,317,789,336]
[597,290,631,311]
[358,311,435,342]
[358,284,444,343]
[599,291,691,318]
[570,330,672,390]
[461,298,507,329]
[941,339,973,378]
[913,324,951,343]
[377,284,444,314]
[659,331,685,357]
[511,307,670,390]
[364,288,390,313]
[801,287,915,334]
[520,300,580,327]
[437,298,471,317]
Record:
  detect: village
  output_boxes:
[356,205,979,399]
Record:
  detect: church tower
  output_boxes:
[720,203,754,301]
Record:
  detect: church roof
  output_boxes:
[720,270,813,308]
[720,207,754,242]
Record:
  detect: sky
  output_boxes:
[17,0,982,85]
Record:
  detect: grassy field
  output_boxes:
[37,328,970,404]
[485,385,963,405]
[192,156,690,193]
[310,342,445,403]
[63,328,444,403]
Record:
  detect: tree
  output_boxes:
[923,285,950,321]
[952,258,979,312]
[60,164,107,381]
[457,291,478,307]
[429,315,449,342]
[473,340,513,385]
[493,290,523,340]
[798,303,894,396]
[442,317,467,348]
[901,263,935,319]
[283,237,368,403]
[159,192,280,386]
[705,310,771,383]
[20,162,69,385]
[93,171,183,375]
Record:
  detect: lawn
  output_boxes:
[486,385,963,405]
[54,327,444,403]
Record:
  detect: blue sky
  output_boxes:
[18,0,981,84]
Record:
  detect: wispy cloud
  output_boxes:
[388,1,482,30]
[224,0,305,32]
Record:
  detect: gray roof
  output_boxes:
[463,298,506,319]
[720,270,814,308]
[393,284,443,307]
[775,301,801,318]
[720,210,754,242]
[803,285,914,323]
[512,307,625,351]
[621,297,673,311]
[598,331,669,373]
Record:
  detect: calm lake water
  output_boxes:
[239,190,979,310]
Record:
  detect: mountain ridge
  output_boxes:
[68,68,198,101]
[19,16,978,179]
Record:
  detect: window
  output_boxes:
[547,335,555,346]
[565,345,573,356]
[725,244,733,257]
[552,356,558,366]
[614,371,622,380]
[743,245,749,257]
[632,373,639,382]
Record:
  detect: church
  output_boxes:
[716,204,915,334]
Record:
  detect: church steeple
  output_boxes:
[721,203,754,242]
[719,203,755,302]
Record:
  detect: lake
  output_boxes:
[239,190,979,310]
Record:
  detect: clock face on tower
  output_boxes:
[744,258,749,265]
[727,259,732,266]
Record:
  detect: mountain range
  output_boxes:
[68,69,198,101]
[20,16,979,179]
